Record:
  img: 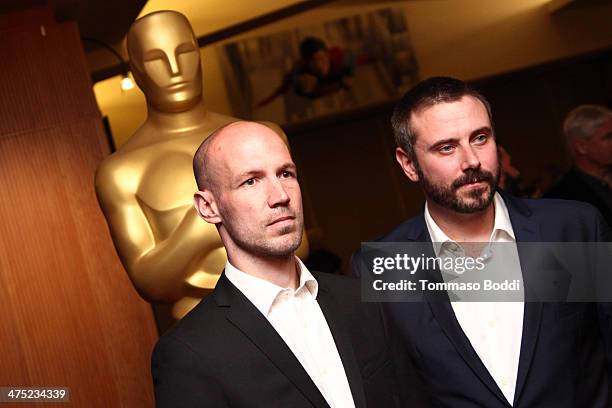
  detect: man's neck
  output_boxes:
[227,251,299,290]
[427,199,495,242]
[146,99,209,133]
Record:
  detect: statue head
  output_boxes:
[127,11,203,113]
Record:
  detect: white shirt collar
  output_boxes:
[491,192,515,241]
[424,192,516,256]
[224,257,318,317]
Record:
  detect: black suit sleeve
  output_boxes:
[593,209,612,407]
[152,336,229,408]
[379,302,431,408]
[351,250,431,407]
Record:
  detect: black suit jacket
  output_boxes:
[152,271,403,408]
[353,192,612,407]
[544,168,612,228]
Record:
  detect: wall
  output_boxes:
[95,0,612,149]
[0,8,158,406]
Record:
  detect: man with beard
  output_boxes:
[152,121,405,408]
[353,77,612,407]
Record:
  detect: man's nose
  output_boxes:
[460,146,481,171]
[267,179,290,207]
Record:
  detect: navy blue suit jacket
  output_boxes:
[354,192,612,407]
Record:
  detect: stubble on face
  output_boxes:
[219,200,304,259]
[414,158,500,214]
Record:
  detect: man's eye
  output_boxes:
[473,134,488,144]
[439,145,454,154]
[243,178,255,186]
[281,170,294,178]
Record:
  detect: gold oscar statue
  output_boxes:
[95,10,307,319]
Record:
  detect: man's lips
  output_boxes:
[267,216,295,226]
[461,180,486,187]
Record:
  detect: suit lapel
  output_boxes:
[500,191,544,406]
[214,274,330,408]
[409,213,512,406]
[406,194,546,406]
[316,284,367,408]
[426,300,509,405]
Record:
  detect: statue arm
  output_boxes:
[95,164,215,303]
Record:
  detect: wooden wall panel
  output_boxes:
[0,10,98,138]
[0,8,157,407]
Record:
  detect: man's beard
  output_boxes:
[415,160,500,214]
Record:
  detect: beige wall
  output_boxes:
[408,0,612,80]
[94,0,612,149]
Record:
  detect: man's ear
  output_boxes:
[395,147,420,182]
[573,138,589,156]
[194,190,222,224]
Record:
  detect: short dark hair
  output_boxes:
[391,76,493,160]
[300,37,326,61]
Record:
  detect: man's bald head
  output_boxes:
[193,123,225,192]
[192,121,303,260]
[193,121,287,193]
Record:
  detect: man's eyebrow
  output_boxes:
[233,170,263,183]
[470,126,493,138]
[232,163,297,183]
[428,138,460,151]
[279,163,297,171]
[427,127,493,151]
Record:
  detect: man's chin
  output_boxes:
[454,189,494,213]
[268,231,302,251]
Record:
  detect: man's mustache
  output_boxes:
[451,169,495,191]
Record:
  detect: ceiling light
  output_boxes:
[120,75,134,91]
[83,37,134,92]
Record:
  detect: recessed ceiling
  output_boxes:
[1,0,608,81]
[0,0,146,47]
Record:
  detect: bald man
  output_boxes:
[151,122,408,408]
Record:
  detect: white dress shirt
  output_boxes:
[225,258,356,408]
[424,192,524,405]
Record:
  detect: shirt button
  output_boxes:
[488,320,496,328]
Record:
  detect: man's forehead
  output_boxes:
[414,96,487,118]
[213,125,291,169]
[411,97,490,137]
[216,123,285,147]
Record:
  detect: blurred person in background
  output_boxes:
[545,104,612,226]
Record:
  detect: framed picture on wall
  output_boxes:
[217,7,418,126]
